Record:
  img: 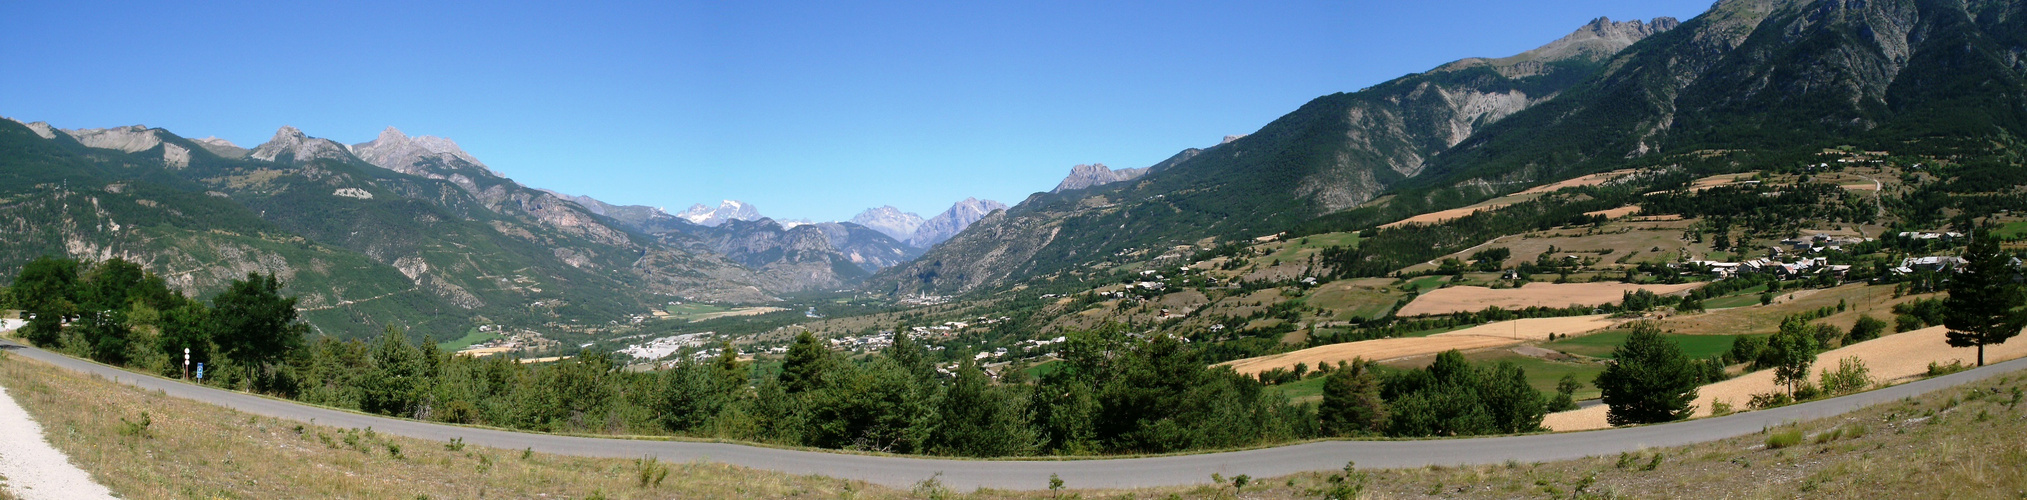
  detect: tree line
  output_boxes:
[6,256,305,390]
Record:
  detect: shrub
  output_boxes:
[636,456,669,488]
[1766,428,1804,449]
[1927,360,1968,377]
[1748,392,1793,409]
[1848,315,1887,342]
[1819,357,1872,395]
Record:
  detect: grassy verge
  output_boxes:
[0,353,892,499]
[0,349,2017,498]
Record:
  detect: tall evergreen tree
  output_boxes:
[359,327,426,417]
[1318,359,1386,436]
[1595,322,1699,425]
[1943,230,2024,366]
[779,331,834,395]
[932,360,1036,457]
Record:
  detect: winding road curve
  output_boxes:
[3,339,2020,491]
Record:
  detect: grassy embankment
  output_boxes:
[2,346,2022,499]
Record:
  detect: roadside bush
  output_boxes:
[1927,360,1968,377]
[1748,391,1793,409]
[1819,357,1872,395]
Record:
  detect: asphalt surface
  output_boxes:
[3,339,2020,491]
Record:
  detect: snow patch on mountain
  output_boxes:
[676,200,765,227]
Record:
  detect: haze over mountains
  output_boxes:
[5,0,2022,345]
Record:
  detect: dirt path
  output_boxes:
[0,365,116,499]
[1542,325,2027,431]
[1219,315,1619,376]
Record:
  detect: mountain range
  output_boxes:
[872,0,2027,295]
[7,0,2023,341]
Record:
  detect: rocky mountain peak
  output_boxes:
[848,206,926,243]
[351,126,494,178]
[191,136,248,158]
[908,198,1006,248]
[1052,163,1150,193]
[251,125,354,164]
[1436,15,1678,78]
[3,117,59,139]
[60,124,165,154]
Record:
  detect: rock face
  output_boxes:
[1436,17,1679,78]
[553,192,918,291]
[1426,0,2027,185]
[848,206,926,243]
[58,124,201,168]
[872,16,1679,296]
[676,200,764,227]
[549,191,686,231]
[3,117,58,139]
[191,137,248,158]
[1051,163,1149,193]
[62,125,166,153]
[652,218,917,292]
[350,127,495,178]
[250,126,354,164]
[908,198,1006,248]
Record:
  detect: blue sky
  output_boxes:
[2,1,1715,221]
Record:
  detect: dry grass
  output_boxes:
[1656,283,1916,336]
[1398,282,1703,316]
[1543,325,2027,431]
[1583,205,1642,219]
[1218,316,1618,376]
[0,354,896,499]
[1380,170,1635,229]
[1,349,2016,499]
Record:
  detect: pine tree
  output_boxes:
[1943,230,2024,366]
[1595,322,1699,425]
[779,331,834,395]
[1318,358,1386,436]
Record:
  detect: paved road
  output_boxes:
[2,340,2020,491]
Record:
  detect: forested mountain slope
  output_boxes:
[1414,0,2027,192]
[870,17,1679,296]
[0,119,775,341]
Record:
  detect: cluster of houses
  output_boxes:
[619,331,718,361]
[778,316,1015,356]
[1896,231,1963,241]
[1686,257,1852,279]
[1777,233,1870,254]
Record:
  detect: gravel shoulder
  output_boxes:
[0,358,116,500]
